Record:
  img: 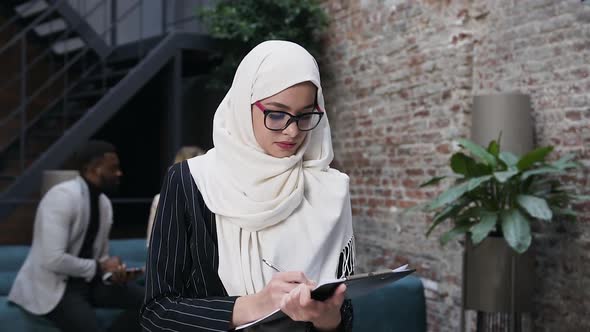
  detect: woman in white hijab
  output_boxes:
[141,40,355,331]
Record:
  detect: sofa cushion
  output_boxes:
[0,239,147,331]
[0,271,17,296]
[109,239,147,263]
[0,295,125,331]
[352,275,426,332]
[0,296,60,331]
[0,245,30,272]
[0,239,147,296]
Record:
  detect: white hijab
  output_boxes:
[188,40,354,296]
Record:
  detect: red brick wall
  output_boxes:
[320,1,590,331]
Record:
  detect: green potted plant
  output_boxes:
[414,137,587,313]
[419,137,586,253]
[197,0,328,91]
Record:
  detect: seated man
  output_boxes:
[9,140,144,332]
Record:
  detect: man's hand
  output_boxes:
[100,256,130,284]
[100,256,122,272]
[280,283,346,331]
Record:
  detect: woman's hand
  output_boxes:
[232,271,313,327]
[280,283,346,331]
[256,272,314,312]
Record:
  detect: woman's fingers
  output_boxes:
[281,284,303,309]
[269,271,311,297]
[272,273,347,325]
[278,282,300,294]
[298,283,312,307]
[276,271,310,284]
[285,282,346,320]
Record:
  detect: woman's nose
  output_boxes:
[283,121,300,137]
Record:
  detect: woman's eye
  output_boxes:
[267,112,287,121]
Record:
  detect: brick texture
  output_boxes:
[319,0,590,331]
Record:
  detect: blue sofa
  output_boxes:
[0,239,147,331]
[0,238,426,331]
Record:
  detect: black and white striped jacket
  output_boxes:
[140,161,353,331]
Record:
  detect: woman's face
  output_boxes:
[251,82,318,158]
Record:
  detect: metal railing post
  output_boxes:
[19,37,27,171]
[111,0,117,46]
[139,0,143,56]
[161,0,166,35]
[64,69,68,130]
[103,0,107,46]
[63,32,69,131]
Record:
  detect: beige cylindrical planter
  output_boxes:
[471,93,534,156]
[463,237,535,313]
[464,93,535,331]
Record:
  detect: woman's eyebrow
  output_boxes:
[266,101,316,110]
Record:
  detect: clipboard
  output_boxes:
[235,265,415,330]
[312,265,415,301]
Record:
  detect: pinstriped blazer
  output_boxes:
[140,161,353,332]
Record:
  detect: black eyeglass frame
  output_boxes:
[254,101,324,132]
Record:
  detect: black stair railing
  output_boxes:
[0,0,149,176]
[0,0,217,221]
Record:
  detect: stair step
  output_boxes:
[15,0,49,18]
[82,69,130,83]
[34,18,67,36]
[29,130,62,138]
[52,37,85,55]
[68,90,104,101]
[43,109,87,119]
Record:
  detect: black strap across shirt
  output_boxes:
[140,161,353,332]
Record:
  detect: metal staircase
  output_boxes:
[0,0,218,222]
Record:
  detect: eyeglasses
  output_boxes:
[254,101,324,132]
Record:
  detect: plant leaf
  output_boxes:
[499,151,519,168]
[468,162,492,177]
[420,176,447,188]
[553,161,582,170]
[401,201,430,215]
[428,176,492,210]
[550,153,576,170]
[530,179,562,195]
[470,212,498,245]
[571,195,590,202]
[493,170,519,183]
[487,140,500,157]
[467,176,492,191]
[521,166,563,181]
[551,207,578,218]
[517,146,553,170]
[456,138,497,168]
[501,209,532,254]
[450,153,471,176]
[440,224,470,246]
[425,198,470,236]
[517,195,552,220]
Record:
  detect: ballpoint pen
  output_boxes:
[262,258,283,273]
